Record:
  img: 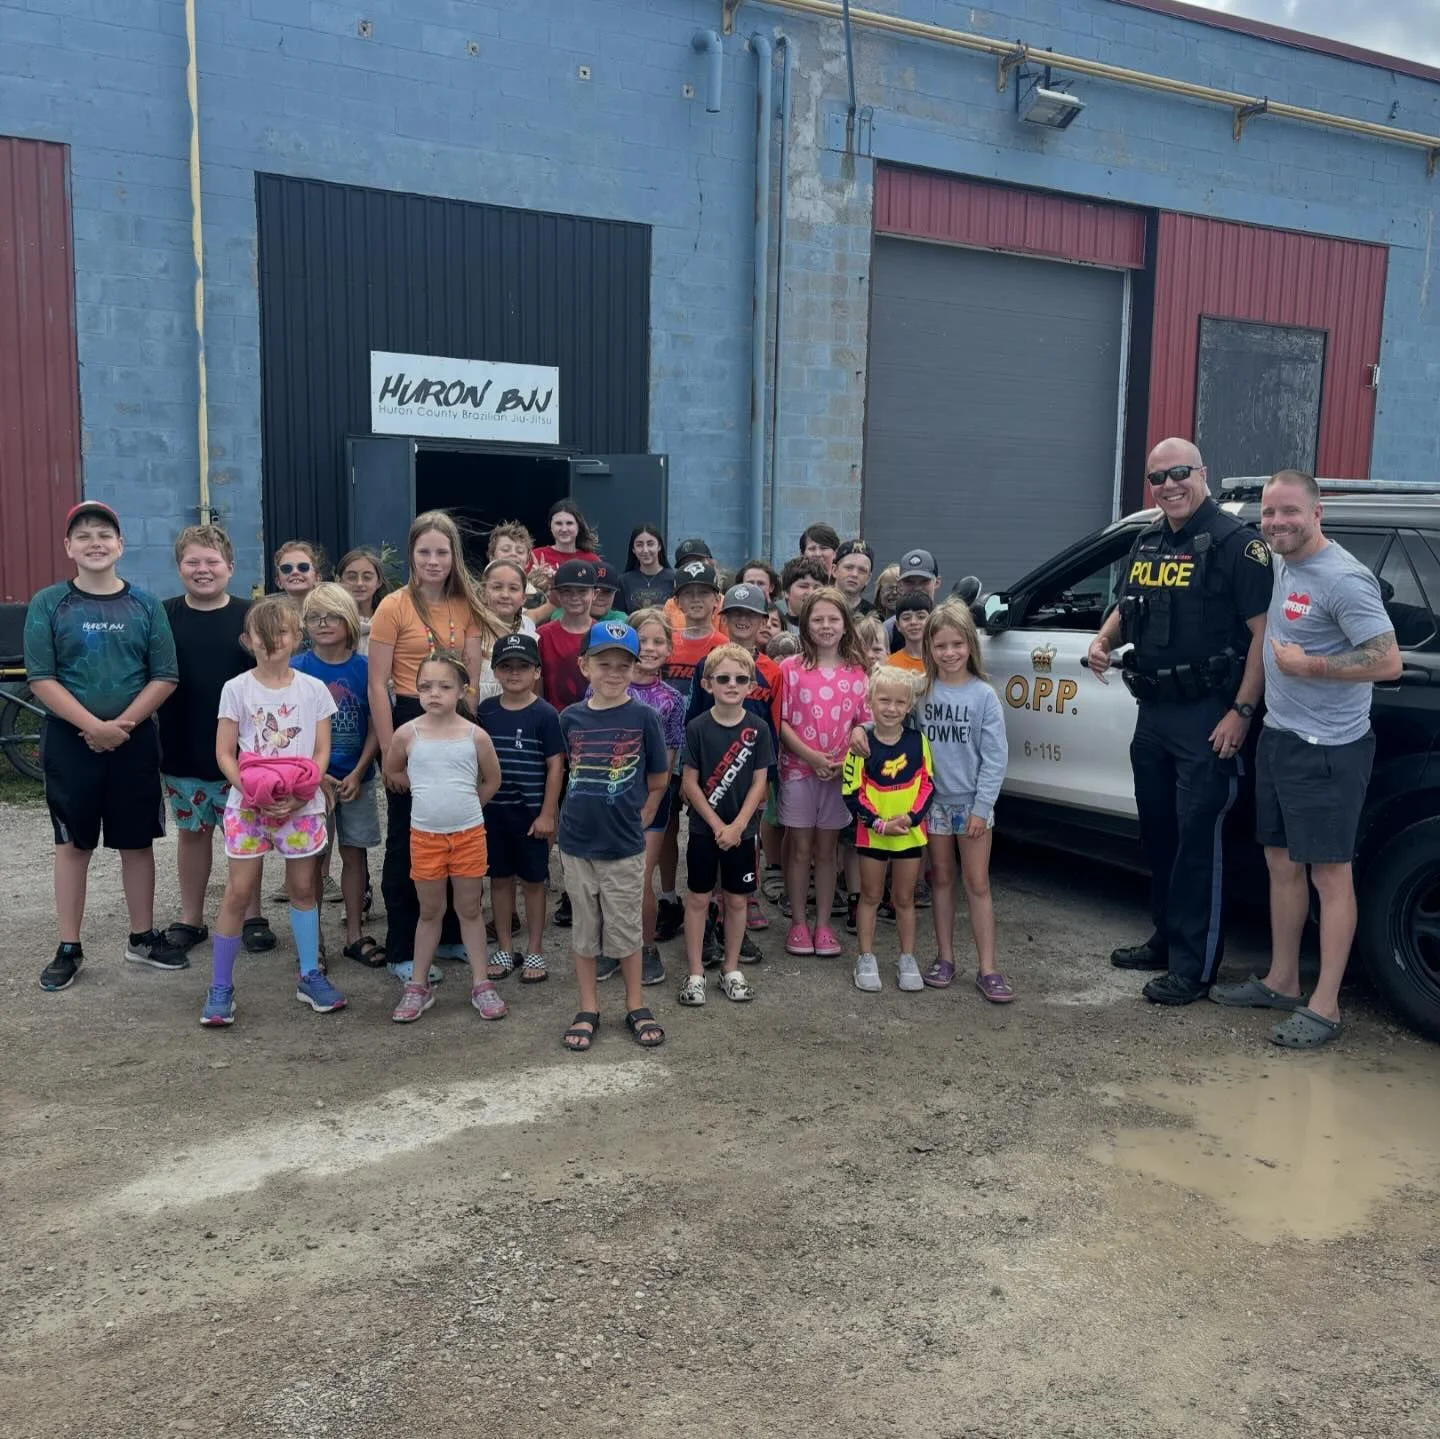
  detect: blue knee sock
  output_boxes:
[290,904,320,975]
[211,933,241,989]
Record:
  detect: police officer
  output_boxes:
[1086,438,1273,1004]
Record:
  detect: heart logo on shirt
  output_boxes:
[1283,592,1311,622]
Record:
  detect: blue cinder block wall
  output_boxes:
[1,0,1438,594]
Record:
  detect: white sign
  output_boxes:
[370,351,560,444]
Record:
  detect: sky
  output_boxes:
[1185,0,1440,66]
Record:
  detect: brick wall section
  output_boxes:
[0,0,1438,591]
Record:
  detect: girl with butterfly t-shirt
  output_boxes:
[368,511,507,981]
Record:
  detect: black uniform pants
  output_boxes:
[1129,694,1239,987]
[381,696,465,966]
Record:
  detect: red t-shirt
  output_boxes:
[538,620,589,710]
[663,629,728,713]
[531,546,601,574]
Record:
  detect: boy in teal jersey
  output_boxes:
[23,502,185,991]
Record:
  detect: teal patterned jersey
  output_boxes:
[24,581,178,721]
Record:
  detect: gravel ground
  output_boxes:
[2,792,1438,1439]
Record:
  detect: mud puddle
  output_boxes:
[1090,1050,1440,1242]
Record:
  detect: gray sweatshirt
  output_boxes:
[915,677,1008,820]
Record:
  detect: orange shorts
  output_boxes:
[410,824,488,882]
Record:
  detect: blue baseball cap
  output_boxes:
[583,620,639,658]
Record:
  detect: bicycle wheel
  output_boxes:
[0,684,43,782]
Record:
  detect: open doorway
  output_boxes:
[414,447,571,569]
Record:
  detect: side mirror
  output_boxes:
[952,575,981,605]
[983,593,1010,633]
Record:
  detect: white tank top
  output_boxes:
[408,732,485,834]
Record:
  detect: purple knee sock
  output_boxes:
[211,933,241,988]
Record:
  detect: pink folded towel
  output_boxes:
[238,752,322,810]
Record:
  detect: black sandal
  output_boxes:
[342,935,386,968]
[164,922,209,952]
[563,1011,600,1052]
[625,1007,664,1048]
[242,917,277,953]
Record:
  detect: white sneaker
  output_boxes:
[853,952,882,992]
[678,974,707,1006]
[897,953,924,992]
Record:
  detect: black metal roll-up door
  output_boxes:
[863,237,1126,591]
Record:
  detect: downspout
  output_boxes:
[184,0,212,524]
[747,33,774,558]
[692,29,724,113]
[767,35,794,564]
[841,0,857,148]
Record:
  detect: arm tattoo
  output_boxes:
[1323,631,1396,677]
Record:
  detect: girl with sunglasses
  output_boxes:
[273,541,325,605]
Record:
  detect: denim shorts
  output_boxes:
[927,798,995,837]
[332,778,381,849]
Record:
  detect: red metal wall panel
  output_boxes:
[0,137,81,602]
[1148,213,1387,478]
[875,166,1146,270]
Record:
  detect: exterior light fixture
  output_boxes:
[1017,65,1083,130]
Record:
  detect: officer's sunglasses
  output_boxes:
[1146,464,1199,486]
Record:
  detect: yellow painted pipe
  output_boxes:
[755,0,1440,163]
[185,0,212,524]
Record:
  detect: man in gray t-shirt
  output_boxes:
[1211,471,1400,1049]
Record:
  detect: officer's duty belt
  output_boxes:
[1121,651,1241,704]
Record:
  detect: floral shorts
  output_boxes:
[223,802,328,860]
[927,799,995,837]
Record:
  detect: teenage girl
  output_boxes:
[201,596,342,1027]
[337,547,388,655]
[777,587,871,958]
[383,653,505,1023]
[619,525,675,614]
[624,607,687,985]
[915,602,1013,1002]
[482,558,538,636]
[530,500,600,579]
[368,510,505,979]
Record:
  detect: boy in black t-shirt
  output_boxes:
[680,644,772,1005]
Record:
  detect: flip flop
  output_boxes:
[1271,1006,1343,1049]
[1209,975,1301,1010]
[975,971,1016,1004]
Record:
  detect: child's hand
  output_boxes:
[811,754,838,780]
[85,719,132,751]
[964,813,988,840]
[715,821,741,850]
[889,814,913,834]
[335,772,360,804]
[259,795,302,821]
[847,723,870,758]
[529,809,556,841]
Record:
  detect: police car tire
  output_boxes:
[1357,816,1440,1044]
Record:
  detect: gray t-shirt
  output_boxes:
[1262,542,1392,745]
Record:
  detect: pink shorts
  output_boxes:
[778,773,851,830]
[223,802,328,860]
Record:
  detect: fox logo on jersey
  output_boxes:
[880,754,908,779]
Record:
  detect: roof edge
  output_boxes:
[1107,0,1440,85]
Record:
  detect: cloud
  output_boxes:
[1188,0,1440,66]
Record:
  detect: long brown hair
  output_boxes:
[796,586,867,670]
[406,510,505,651]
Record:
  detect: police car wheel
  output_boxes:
[1358,816,1440,1044]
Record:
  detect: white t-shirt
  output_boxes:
[218,669,337,816]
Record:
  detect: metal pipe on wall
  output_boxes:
[692,29,725,113]
[748,33,774,558]
[767,34,794,564]
[184,0,212,523]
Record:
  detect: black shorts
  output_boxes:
[1256,725,1374,865]
[858,844,926,863]
[686,829,759,896]
[42,715,165,851]
[484,811,551,884]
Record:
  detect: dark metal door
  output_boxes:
[1194,318,1326,482]
[570,455,668,563]
[347,435,416,572]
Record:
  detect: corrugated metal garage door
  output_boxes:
[863,237,1126,591]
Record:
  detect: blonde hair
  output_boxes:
[855,614,886,668]
[629,606,673,646]
[873,563,900,618]
[174,523,234,567]
[703,642,756,680]
[303,582,362,649]
[487,521,533,562]
[244,594,302,657]
[922,601,987,688]
[406,510,505,652]
[868,663,917,706]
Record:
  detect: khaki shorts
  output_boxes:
[559,849,646,959]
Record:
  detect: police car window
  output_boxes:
[1326,530,1389,574]
[1019,534,1136,630]
[1377,541,1435,649]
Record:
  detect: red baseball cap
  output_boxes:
[65,501,122,535]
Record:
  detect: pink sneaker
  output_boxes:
[785,922,815,955]
[813,925,842,958]
[746,897,769,931]
[470,982,508,1020]
[391,982,434,1023]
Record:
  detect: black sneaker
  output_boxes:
[125,929,191,972]
[737,932,763,965]
[654,897,685,942]
[40,945,83,991]
[1143,972,1208,1006]
[701,917,723,969]
[1111,940,1168,971]
[641,944,666,986]
[554,892,573,929]
[845,893,859,934]
[594,954,620,981]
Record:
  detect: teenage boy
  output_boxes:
[679,644,772,1005]
[477,632,566,982]
[800,523,840,579]
[656,558,728,939]
[538,558,598,711]
[157,525,269,954]
[779,556,829,623]
[557,621,670,1052]
[24,502,183,990]
[834,539,876,615]
[891,592,933,674]
[885,549,942,648]
[664,538,717,636]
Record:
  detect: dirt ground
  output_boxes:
[3,791,1439,1439]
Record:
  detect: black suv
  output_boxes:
[977,481,1440,1041]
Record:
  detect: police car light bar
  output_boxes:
[1219,477,1440,500]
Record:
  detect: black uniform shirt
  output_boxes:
[1121,499,1273,672]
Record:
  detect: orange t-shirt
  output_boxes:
[664,595,727,638]
[890,649,927,675]
[370,589,482,696]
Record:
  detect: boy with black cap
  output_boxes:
[23,501,185,990]
[538,558,599,711]
[885,548,941,649]
[477,631,566,983]
[549,558,627,625]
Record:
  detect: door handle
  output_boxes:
[1399,665,1431,686]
